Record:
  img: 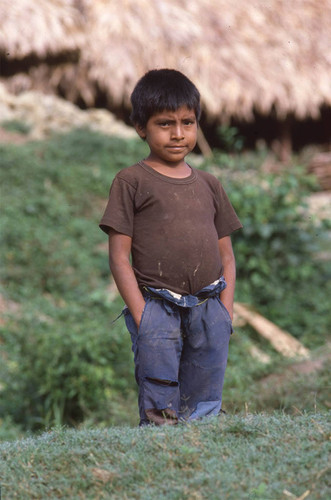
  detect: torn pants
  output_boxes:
[123,277,233,425]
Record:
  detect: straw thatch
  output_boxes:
[82,0,331,121]
[1,0,330,123]
[0,0,85,59]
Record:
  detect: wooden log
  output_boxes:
[197,127,213,158]
[233,303,310,359]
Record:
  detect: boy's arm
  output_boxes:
[218,236,236,321]
[108,229,146,328]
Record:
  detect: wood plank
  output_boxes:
[234,303,310,359]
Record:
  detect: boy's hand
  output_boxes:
[218,236,236,322]
[133,304,146,330]
[220,299,233,322]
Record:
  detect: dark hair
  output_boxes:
[130,69,201,127]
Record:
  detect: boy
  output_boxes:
[99,69,242,426]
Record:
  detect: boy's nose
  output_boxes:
[171,124,184,139]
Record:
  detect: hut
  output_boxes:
[1,0,330,156]
[0,0,85,60]
[0,0,86,100]
[82,0,330,119]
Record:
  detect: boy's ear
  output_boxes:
[134,124,146,139]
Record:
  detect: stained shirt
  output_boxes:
[100,161,242,295]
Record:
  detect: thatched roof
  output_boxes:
[1,0,330,122]
[0,0,85,59]
[82,0,331,121]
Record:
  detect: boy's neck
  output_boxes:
[142,158,192,179]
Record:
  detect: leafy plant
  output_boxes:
[0,130,145,430]
[1,119,31,135]
[0,295,138,430]
[216,125,244,152]
[205,158,330,344]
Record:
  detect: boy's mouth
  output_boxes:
[166,145,186,151]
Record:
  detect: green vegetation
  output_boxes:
[0,414,329,499]
[0,130,148,433]
[0,128,329,439]
[201,150,330,345]
[1,119,31,135]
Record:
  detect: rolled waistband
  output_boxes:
[142,276,227,309]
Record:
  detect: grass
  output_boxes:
[0,413,329,499]
[223,336,331,416]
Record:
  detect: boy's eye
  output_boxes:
[156,118,195,127]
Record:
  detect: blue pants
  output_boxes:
[124,278,233,425]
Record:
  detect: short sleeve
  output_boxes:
[99,176,136,236]
[214,182,242,238]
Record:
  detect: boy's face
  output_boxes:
[135,106,198,166]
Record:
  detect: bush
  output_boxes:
[0,130,145,430]
[0,130,147,299]
[202,154,330,345]
[1,119,31,135]
[216,125,244,153]
[0,296,137,430]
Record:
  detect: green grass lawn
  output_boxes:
[0,413,329,500]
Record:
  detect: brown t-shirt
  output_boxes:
[100,161,242,295]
